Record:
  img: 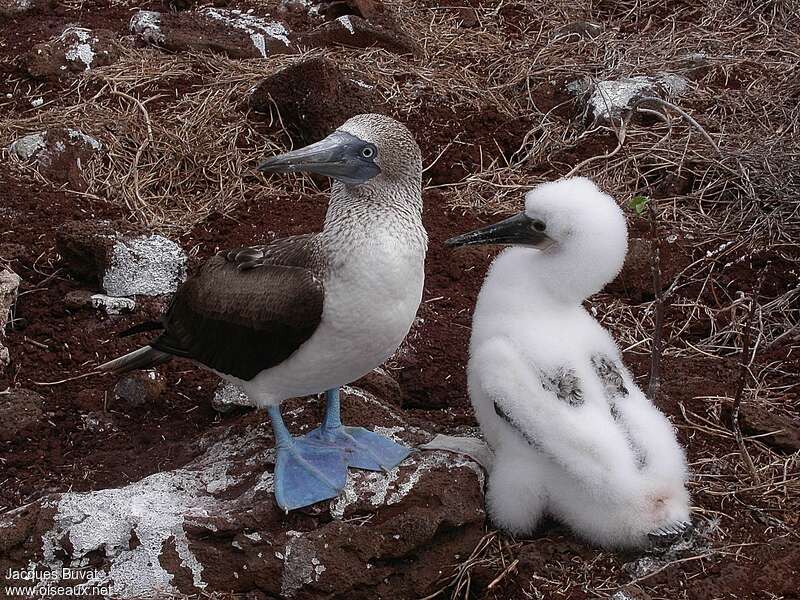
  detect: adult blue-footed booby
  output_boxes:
[100,114,427,511]
[447,178,690,548]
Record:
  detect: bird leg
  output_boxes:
[303,388,412,472]
[268,405,347,511]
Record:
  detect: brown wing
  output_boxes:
[152,236,324,380]
[224,234,317,271]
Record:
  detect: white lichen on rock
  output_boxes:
[212,381,254,412]
[579,73,690,121]
[68,128,102,150]
[202,7,290,57]
[129,10,166,44]
[330,450,485,518]
[281,535,326,597]
[0,269,21,371]
[386,452,483,505]
[102,235,187,297]
[8,131,46,161]
[60,27,98,70]
[90,294,136,315]
[336,15,355,34]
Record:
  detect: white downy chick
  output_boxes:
[447,177,690,549]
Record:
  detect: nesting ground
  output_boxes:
[1,0,799,598]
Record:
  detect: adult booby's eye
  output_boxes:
[361,146,375,159]
[532,220,547,232]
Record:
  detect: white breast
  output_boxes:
[240,234,425,405]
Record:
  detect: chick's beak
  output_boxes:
[445,212,555,249]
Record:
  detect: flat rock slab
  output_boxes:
[130,8,293,58]
[608,235,693,301]
[299,14,416,54]
[0,387,485,598]
[740,403,800,453]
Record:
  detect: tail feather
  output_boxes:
[98,345,172,375]
[118,321,165,338]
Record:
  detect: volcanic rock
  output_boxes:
[80,411,116,433]
[26,26,119,78]
[63,289,94,310]
[0,387,485,598]
[8,128,103,191]
[555,21,603,39]
[103,235,187,297]
[310,0,387,22]
[250,56,379,144]
[354,366,403,408]
[114,371,166,407]
[739,403,800,453]
[299,14,415,54]
[56,222,187,297]
[211,380,254,413]
[0,388,45,441]
[569,73,689,123]
[0,269,21,373]
[91,294,137,315]
[0,0,54,16]
[130,8,293,58]
[56,220,119,283]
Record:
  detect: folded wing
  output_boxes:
[153,235,324,380]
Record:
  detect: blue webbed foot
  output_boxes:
[304,425,412,471]
[273,437,348,511]
[305,387,411,471]
[268,404,347,511]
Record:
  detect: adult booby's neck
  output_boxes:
[321,179,426,249]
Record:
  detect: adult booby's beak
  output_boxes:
[446,212,555,249]
[258,131,380,184]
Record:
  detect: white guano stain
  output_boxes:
[585,73,689,120]
[337,15,355,34]
[32,429,266,597]
[130,11,166,44]
[202,8,290,57]
[330,451,484,518]
[281,535,326,597]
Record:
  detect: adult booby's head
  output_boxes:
[258,113,422,188]
[447,177,628,302]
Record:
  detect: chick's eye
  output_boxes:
[532,220,547,232]
[361,146,375,159]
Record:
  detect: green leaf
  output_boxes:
[630,195,650,215]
